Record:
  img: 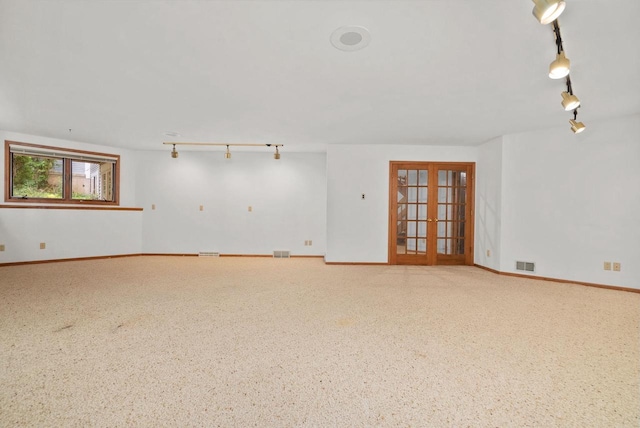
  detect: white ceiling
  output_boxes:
[0,0,638,152]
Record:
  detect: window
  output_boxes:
[4,141,120,205]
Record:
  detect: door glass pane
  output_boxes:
[407,222,416,237]
[418,170,428,185]
[408,170,418,186]
[418,187,427,203]
[437,238,447,254]
[438,187,451,203]
[407,204,417,220]
[398,170,407,186]
[397,187,407,203]
[398,204,407,221]
[456,222,465,238]
[417,239,427,253]
[418,204,427,220]
[438,170,447,185]
[417,222,427,237]
[408,187,417,203]
[407,239,417,253]
[453,238,465,255]
[397,220,406,255]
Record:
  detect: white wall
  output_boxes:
[135,150,326,256]
[326,144,477,263]
[499,114,640,289]
[474,136,503,271]
[0,130,142,263]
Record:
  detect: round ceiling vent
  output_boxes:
[330,26,371,52]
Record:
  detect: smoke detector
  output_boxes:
[330,26,371,52]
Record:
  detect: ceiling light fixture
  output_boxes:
[569,119,585,133]
[163,142,284,159]
[561,91,580,111]
[561,76,580,111]
[569,110,586,134]
[532,0,566,25]
[531,3,586,134]
[549,20,570,79]
[549,51,570,79]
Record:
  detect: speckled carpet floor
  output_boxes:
[0,257,638,427]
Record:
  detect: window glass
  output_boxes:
[11,154,63,199]
[71,160,114,201]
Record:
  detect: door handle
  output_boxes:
[427,218,433,222]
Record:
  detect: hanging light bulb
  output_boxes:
[569,119,586,133]
[532,0,566,25]
[561,91,580,111]
[171,144,178,159]
[225,145,231,159]
[549,51,570,79]
[274,146,281,160]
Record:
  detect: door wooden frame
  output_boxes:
[388,161,475,266]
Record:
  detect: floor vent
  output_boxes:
[199,252,220,257]
[273,250,291,259]
[516,261,535,272]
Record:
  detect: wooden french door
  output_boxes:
[389,162,475,265]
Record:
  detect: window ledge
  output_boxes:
[0,204,143,211]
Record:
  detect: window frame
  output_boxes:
[4,140,120,206]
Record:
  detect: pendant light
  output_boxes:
[549,51,570,79]
[225,145,231,159]
[569,119,586,133]
[532,0,566,25]
[561,91,580,111]
[171,144,178,158]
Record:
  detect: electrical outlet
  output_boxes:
[309,240,312,246]
[199,205,204,211]
[152,204,156,210]
[604,261,611,271]
[0,244,5,251]
[248,206,252,212]
[40,242,46,250]
[486,249,491,257]
[613,262,621,272]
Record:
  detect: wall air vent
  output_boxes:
[516,261,535,272]
[199,252,220,257]
[273,250,291,259]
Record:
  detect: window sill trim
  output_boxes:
[0,204,143,211]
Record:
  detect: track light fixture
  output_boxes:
[549,20,570,79]
[531,3,586,133]
[569,119,585,134]
[163,142,284,159]
[561,76,580,111]
[549,52,570,79]
[561,91,580,111]
[532,0,566,25]
[569,110,585,133]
